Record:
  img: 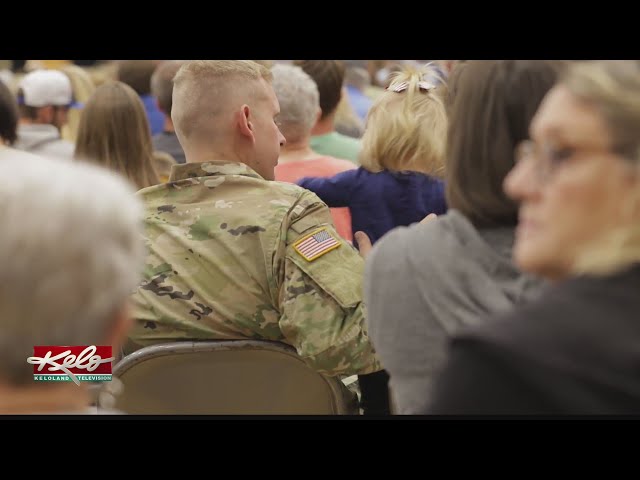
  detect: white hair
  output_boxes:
[0,155,145,385]
[271,64,320,144]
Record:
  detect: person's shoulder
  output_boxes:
[415,172,445,187]
[271,179,320,201]
[375,211,459,253]
[368,211,469,278]
[0,146,43,162]
[456,270,640,372]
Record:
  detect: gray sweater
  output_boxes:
[364,209,544,414]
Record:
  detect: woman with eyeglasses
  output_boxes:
[428,61,640,414]
[362,60,561,414]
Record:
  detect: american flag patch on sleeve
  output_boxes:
[293,228,342,262]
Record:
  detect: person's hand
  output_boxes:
[421,213,438,224]
[354,231,373,259]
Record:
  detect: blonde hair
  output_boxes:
[359,66,447,176]
[172,60,272,143]
[0,155,144,386]
[60,65,96,143]
[75,81,160,190]
[561,61,640,276]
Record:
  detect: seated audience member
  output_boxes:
[128,62,382,414]
[116,60,164,135]
[428,61,640,415]
[271,64,356,242]
[363,60,560,414]
[74,81,161,190]
[0,79,42,161]
[299,67,449,249]
[0,155,144,414]
[13,69,76,160]
[151,60,187,165]
[293,60,361,164]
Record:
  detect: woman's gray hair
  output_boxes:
[271,64,320,144]
[0,155,145,385]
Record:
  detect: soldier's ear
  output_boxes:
[237,105,255,143]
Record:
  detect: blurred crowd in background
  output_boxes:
[2,59,640,416]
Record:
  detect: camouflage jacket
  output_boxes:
[129,161,381,376]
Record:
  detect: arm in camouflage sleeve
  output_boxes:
[276,190,382,377]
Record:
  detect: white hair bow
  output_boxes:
[388,80,436,93]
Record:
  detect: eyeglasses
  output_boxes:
[514,139,616,182]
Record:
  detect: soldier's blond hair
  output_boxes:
[172,60,273,144]
[0,156,145,386]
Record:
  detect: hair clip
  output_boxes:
[388,80,436,93]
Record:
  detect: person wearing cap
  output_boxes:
[13,69,76,160]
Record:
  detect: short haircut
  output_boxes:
[116,60,157,96]
[359,67,447,176]
[151,60,186,116]
[446,60,560,228]
[0,155,144,386]
[171,60,272,143]
[0,80,18,144]
[293,60,345,119]
[271,64,320,144]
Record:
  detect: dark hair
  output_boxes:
[150,61,186,116]
[16,88,39,121]
[0,81,19,144]
[439,61,468,115]
[293,60,345,119]
[116,60,157,96]
[446,60,560,228]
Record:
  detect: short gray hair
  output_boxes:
[0,155,145,385]
[271,64,320,144]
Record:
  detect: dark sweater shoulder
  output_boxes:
[460,263,640,379]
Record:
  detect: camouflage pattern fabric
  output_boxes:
[129,160,381,376]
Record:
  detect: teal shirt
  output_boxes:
[310,132,361,165]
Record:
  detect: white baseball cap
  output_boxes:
[18,69,75,107]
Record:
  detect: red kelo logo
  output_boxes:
[27,346,114,385]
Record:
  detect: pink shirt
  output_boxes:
[275,156,356,242]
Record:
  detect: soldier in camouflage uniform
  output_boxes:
[129,60,381,379]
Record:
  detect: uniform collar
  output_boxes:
[169,161,264,182]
